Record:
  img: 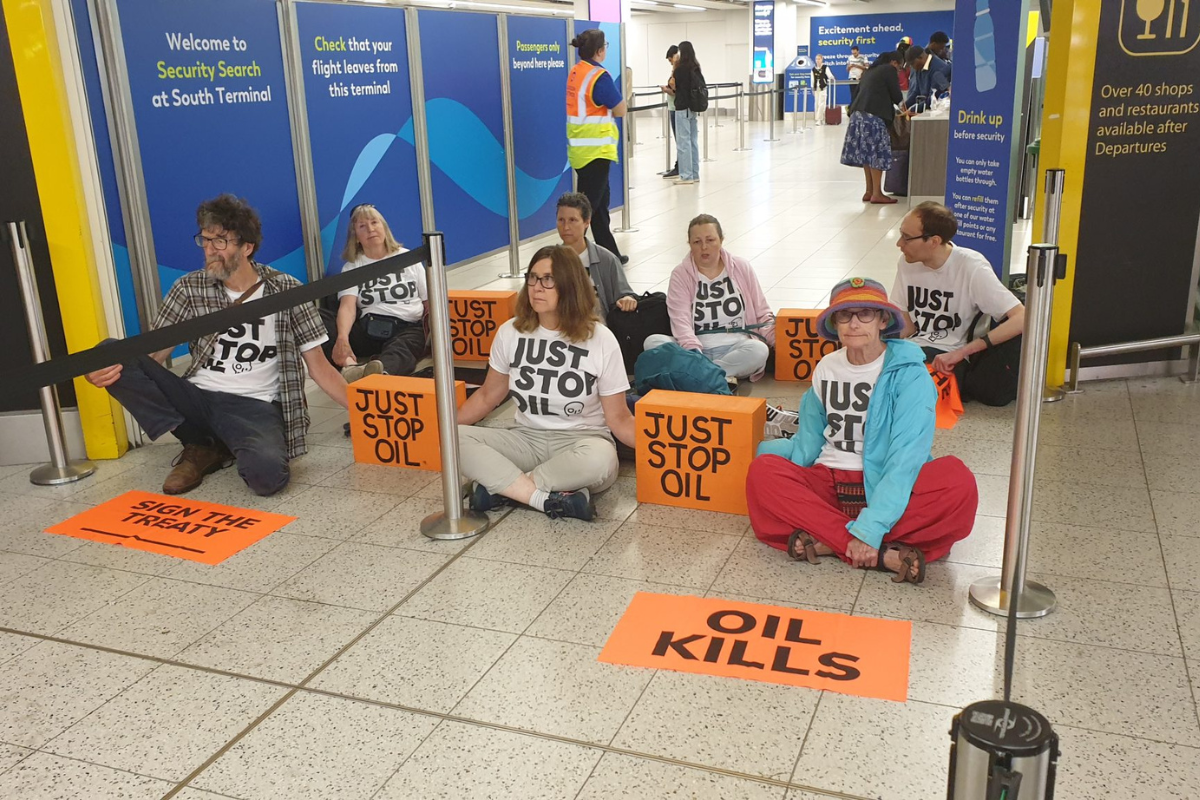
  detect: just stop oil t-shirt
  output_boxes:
[812,348,886,472]
[488,320,629,432]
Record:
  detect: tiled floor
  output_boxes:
[2,121,1198,799]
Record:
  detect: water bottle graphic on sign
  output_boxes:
[974,0,998,92]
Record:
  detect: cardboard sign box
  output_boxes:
[636,390,765,515]
[775,309,841,382]
[348,375,466,470]
[447,290,517,362]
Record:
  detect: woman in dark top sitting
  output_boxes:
[840,52,904,205]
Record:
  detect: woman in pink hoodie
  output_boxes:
[644,214,799,438]
[644,214,776,383]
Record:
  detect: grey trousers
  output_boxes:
[457,425,619,495]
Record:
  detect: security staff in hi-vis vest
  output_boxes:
[566,29,628,264]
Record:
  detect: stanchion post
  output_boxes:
[713,83,723,126]
[702,110,713,162]
[615,107,638,233]
[804,87,811,129]
[969,244,1062,619]
[6,221,96,486]
[1040,169,1066,402]
[791,86,799,134]
[764,89,778,142]
[734,84,750,152]
[497,15,522,279]
[420,232,490,541]
[662,91,672,173]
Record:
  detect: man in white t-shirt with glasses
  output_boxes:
[890,202,1024,403]
[87,194,348,496]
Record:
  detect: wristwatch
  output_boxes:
[981,332,994,349]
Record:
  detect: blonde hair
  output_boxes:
[514,245,599,342]
[341,204,402,262]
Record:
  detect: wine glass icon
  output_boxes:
[1136,0,1166,38]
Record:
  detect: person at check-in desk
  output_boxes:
[746,278,979,586]
[891,202,1025,405]
[901,45,951,115]
[322,204,428,384]
[456,246,635,522]
[841,51,905,205]
[85,194,348,497]
[555,192,637,316]
[567,28,629,265]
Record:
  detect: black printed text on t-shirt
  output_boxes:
[693,276,744,331]
[507,336,598,416]
[820,379,872,453]
[202,318,276,374]
[360,273,419,307]
[907,286,962,343]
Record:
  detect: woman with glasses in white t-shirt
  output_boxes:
[746,278,978,585]
[457,245,636,521]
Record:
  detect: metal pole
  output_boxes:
[1041,168,1067,402]
[702,110,712,162]
[662,90,672,173]
[497,15,522,279]
[7,222,95,486]
[614,24,636,234]
[791,86,799,134]
[713,83,723,127]
[421,232,489,541]
[765,89,779,142]
[969,244,1061,619]
[406,8,436,233]
[734,84,750,152]
[804,87,811,129]
[278,0,324,282]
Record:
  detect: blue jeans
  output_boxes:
[674,109,700,180]
[106,353,290,496]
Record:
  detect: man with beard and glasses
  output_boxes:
[86,194,348,496]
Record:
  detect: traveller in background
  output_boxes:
[746,277,978,586]
[812,53,830,124]
[895,37,912,93]
[927,31,952,65]
[670,40,704,185]
[661,44,680,178]
[85,194,347,497]
[457,246,634,521]
[556,192,638,316]
[841,51,904,205]
[567,29,629,264]
[643,214,798,438]
[902,45,951,114]
[846,45,869,103]
[324,204,427,383]
[891,202,1025,404]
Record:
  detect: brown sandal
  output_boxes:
[889,545,927,584]
[787,530,821,565]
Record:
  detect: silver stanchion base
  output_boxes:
[1042,387,1065,403]
[30,460,96,486]
[968,577,1057,619]
[420,510,490,541]
[733,147,752,152]
[613,227,639,233]
[496,273,523,279]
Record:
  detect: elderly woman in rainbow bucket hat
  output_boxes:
[746,278,978,585]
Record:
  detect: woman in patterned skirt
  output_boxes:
[841,52,904,205]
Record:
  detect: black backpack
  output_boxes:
[690,69,709,112]
[961,277,1025,407]
[606,292,672,374]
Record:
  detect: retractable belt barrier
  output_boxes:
[4,244,429,401]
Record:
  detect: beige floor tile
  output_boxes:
[273,541,449,611]
[583,522,741,589]
[710,535,865,611]
[578,753,787,799]
[0,560,148,636]
[0,752,172,799]
[164,532,337,594]
[1151,489,1200,538]
[1053,725,1200,800]
[467,509,624,571]
[272,485,402,540]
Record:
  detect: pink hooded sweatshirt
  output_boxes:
[665,249,776,381]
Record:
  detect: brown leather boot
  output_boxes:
[163,442,231,495]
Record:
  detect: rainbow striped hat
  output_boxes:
[815,277,906,342]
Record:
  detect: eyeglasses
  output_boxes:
[898,232,933,244]
[194,233,239,250]
[832,308,880,324]
[525,272,556,289]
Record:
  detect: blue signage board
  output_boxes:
[752,1,775,85]
[809,11,955,106]
[114,0,305,291]
[295,2,422,275]
[573,20,624,213]
[945,0,1029,276]
[783,45,811,113]
[507,16,572,241]
[410,10,508,265]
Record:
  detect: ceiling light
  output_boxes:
[793,0,829,6]
[673,3,706,9]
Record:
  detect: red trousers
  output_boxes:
[746,455,978,564]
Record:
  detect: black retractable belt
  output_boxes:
[4,245,429,401]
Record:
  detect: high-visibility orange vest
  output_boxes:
[565,60,619,169]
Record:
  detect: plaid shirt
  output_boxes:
[155,261,327,458]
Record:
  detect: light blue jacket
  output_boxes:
[757,340,937,549]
